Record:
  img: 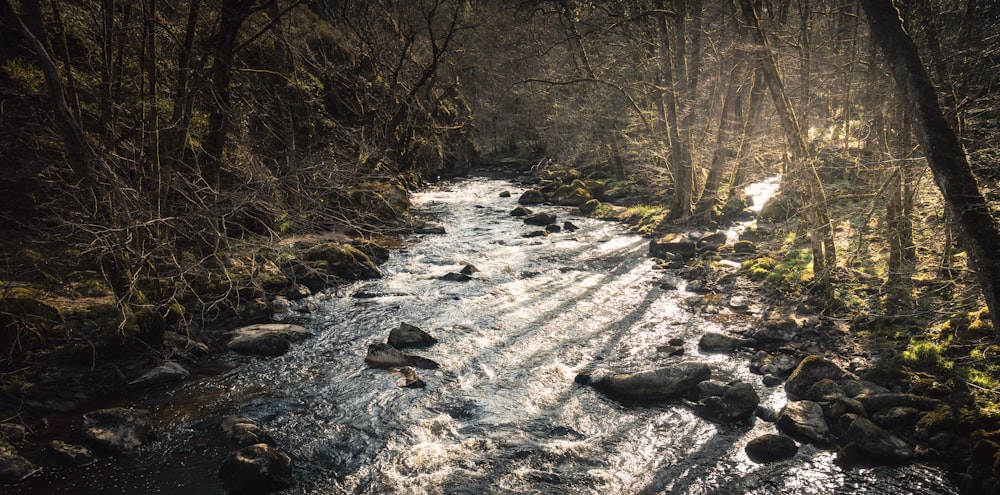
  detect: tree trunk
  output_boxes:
[862,0,1000,334]
[204,0,256,187]
[5,0,90,179]
[737,0,836,290]
[655,0,694,219]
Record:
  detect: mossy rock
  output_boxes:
[347,182,411,221]
[304,243,381,280]
[758,195,798,222]
[553,185,592,206]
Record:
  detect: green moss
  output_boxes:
[902,339,947,369]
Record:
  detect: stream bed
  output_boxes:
[12,176,959,494]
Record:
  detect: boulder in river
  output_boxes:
[841,415,914,464]
[81,407,153,454]
[303,242,381,279]
[579,199,600,215]
[0,440,36,482]
[698,332,756,352]
[392,367,426,389]
[388,322,438,349]
[563,221,580,232]
[218,443,295,494]
[784,355,850,400]
[524,212,557,226]
[499,190,512,198]
[440,272,472,282]
[578,362,712,401]
[510,206,532,217]
[215,416,276,448]
[226,323,313,357]
[128,361,189,388]
[693,380,760,424]
[745,434,798,463]
[776,400,831,446]
[649,233,697,260]
[518,189,545,205]
[47,440,94,467]
[365,342,439,370]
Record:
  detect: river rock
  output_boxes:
[523,230,548,238]
[365,343,439,369]
[518,189,545,205]
[807,378,845,401]
[81,407,153,454]
[751,353,801,376]
[698,332,756,352]
[392,366,426,389]
[441,272,472,282]
[499,190,512,198]
[784,355,850,400]
[842,379,890,397]
[128,361,189,388]
[164,331,210,357]
[218,443,295,494]
[821,396,866,421]
[0,440,35,482]
[729,295,749,310]
[745,434,798,463]
[563,221,580,232]
[694,381,760,424]
[776,400,831,445]
[0,423,26,442]
[524,212,557,226]
[545,224,562,233]
[388,322,438,348]
[733,240,757,253]
[749,319,798,343]
[649,234,697,259]
[216,416,275,448]
[227,323,313,356]
[842,415,913,464]
[47,440,94,467]
[580,362,712,401]
[304,242,381,279]
[460,264,479,275]
[855,393,939,414]
[872,407,921,428]
[510,206,532,217]
[697,232,728,250]
[579,199,600,214]
[413,222,447,234]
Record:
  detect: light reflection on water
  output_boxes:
[10,176,959,495]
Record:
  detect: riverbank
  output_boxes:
[2,169,998,493]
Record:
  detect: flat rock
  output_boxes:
[855,393,940,413]
[47,440,94,467]
[745,434,798,463]
[440,272,472,282]
[776,400,831,446]
[581,362,712,401]
[227,324,313,356]
[365,343,439,370]
[698,332,756,352]
[649,234,697,259]
[216,416,275,448]
[392,366,426,389]
[388,322,438,348]
[81,407,153,454]
[518,189,545,205]
[510,206,533,217]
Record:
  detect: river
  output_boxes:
[11,176,959,494]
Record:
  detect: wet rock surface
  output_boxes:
[81,407,153,454]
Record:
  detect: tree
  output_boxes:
[862,0,1000,334]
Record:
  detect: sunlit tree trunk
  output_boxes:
[862,0,1000,334]
[738,0,836,291]
[654,0,694,219]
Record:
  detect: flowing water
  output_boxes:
[13,176,959,494]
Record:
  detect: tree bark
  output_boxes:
[862,0,1000,334]
[655,0,694,219]
[737,0,835,289]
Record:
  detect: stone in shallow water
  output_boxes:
[580,362,712,401]
[0,440,36,481]
[745,434,798,463]
[776,400,831,446]
[388,322,438,348]
[218,443,295,494]
[81,407,153,454]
